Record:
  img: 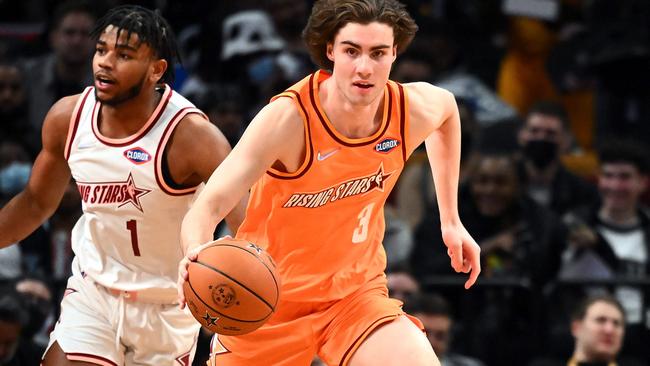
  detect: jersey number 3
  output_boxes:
[126,220,141,256]
[352,203,375,243]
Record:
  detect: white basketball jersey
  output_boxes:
[64,84,205,294]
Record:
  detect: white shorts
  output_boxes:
[45,272,201,366]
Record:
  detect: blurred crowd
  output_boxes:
[0,1,648,365]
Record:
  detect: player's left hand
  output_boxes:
[441,223,481,289]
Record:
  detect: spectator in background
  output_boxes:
[557,139,649,362]
[23,0,97,131]
[0,285,44,366]
[517,101,598,216]
[405,293,485,366]
[530,294,643,366]
[15,278,54,348]
[411,152,566,365]
[386,267,420,303]
[412,152,565,285]
[0,141,52,279]
[0,61,39,158]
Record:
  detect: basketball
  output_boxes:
[183,238,280,335]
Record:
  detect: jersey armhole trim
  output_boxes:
[397,83,409,163]
[154,107,206,196]
[64,87,93,160]
[266,91,314,180]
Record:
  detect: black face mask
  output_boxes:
[523,139,558,169]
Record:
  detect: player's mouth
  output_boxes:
[95,74,117,90]
[353,81,374,90]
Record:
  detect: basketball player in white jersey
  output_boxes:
[0,6,245,366]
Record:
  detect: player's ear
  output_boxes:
[150,58,167,84]
[326,43,334,62]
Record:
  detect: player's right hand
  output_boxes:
[177,236,231,309]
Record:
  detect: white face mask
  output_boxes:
[0,161,31,195]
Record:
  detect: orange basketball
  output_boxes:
[183,237,280,335]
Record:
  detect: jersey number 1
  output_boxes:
[126,220,141,256]
[352,203,375,243]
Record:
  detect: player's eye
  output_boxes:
[346,48,358,56]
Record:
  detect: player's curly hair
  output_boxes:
[90,5,181,84]
[303,0,418,70]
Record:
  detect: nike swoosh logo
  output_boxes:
[317,148,339,161]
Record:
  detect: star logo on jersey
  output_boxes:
[118,173,152,212]
[76,172,152,212]
[202,311,219,326]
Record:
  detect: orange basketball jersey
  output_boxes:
[237,70,411,302]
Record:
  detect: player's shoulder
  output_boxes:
[43,93,87,131]
[258,96,303,128]
[174,111,223,147]
[403,82,456,121]
[403,81,455,104]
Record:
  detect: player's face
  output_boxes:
[326,22,396,106]
[92,25,164,106]
[573,302,623,361]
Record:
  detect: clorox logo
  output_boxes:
[375,138,400,153]
[123,147,151,164]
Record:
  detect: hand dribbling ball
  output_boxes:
[183,238,280,335]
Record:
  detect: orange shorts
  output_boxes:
[207,275,423,366]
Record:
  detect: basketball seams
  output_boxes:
[201,244,280,307]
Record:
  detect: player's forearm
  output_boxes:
[0,191,52,248]
[425,121,461,227]
[181,196,230,254]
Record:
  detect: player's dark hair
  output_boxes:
[303,0,418,70]
[90,5,181,84]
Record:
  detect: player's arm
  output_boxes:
[0,96,75,248]
[406,82,481,288]
[165,113,247,234]
[180,97,303,254]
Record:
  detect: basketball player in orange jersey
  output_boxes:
[0,6,246,366]
[179,0,480,365]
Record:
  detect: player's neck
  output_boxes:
[320,77,384,139]
[99,87,162,137]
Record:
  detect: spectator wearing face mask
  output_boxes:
[516,101,598,216]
